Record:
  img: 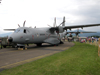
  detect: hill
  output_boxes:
[0,32,12,37]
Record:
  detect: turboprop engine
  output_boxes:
[57,26,64,33]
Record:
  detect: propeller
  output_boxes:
[4,20,27,31]
[47,17,66,34]
[48,16,65,27]
[53,17,56,27]
[59,16,65,26]
[18,24,20,27]
[47,24,52,27]
[47,17,56,27]
[23,20,26,27]
[17,20,26,27]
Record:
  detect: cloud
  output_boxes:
[59,0,100,24]
[0,0,100,34]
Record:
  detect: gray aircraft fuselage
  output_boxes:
[8,27,65,45]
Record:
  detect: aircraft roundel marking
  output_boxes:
[20,36,23,39]
[32,35,34,40]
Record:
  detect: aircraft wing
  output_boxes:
[4,29,15,31]
[63,24,100,30]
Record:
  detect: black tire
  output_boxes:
[60,41,64,44]
[37,43,42,46]
[3,45,6,48]
[12,45,15,48]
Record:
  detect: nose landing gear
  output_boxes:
[17,44,27,50]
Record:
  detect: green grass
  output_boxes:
[0,42,100,75]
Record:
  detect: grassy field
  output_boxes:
[0,42,100,75]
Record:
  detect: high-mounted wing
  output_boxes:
[63,24,100,30]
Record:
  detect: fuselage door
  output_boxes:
[24,29,30,43]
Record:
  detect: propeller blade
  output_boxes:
[23,20,26,27]
[18,24,20,27]
[62,16,65,26]
[59,16,65,26]
[47,24,52,27]
[53,17,56,27]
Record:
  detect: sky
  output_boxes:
[0,0,100,34]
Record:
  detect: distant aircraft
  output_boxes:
[4,17,100,48]
[67,28,96,37]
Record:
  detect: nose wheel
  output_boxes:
[17,44,26,50]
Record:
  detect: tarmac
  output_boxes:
[0,41,74,72]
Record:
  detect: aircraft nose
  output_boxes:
[8,37,13,42]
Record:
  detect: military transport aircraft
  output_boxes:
[67,28,96,37]
[4,17,100,48]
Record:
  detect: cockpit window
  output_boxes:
[24,29,26,33]
[14,29,23,33]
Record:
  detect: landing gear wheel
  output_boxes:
[37,43,42,46]
[60,41,64,44]
[3,45,6,48]
[12,45,15,48]
[52,44,59,46]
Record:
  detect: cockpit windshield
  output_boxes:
[14,29,24,33]
[14,29,29,33]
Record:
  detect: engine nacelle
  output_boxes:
[58,26,64,33]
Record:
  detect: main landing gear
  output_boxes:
[36,43,42,46]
